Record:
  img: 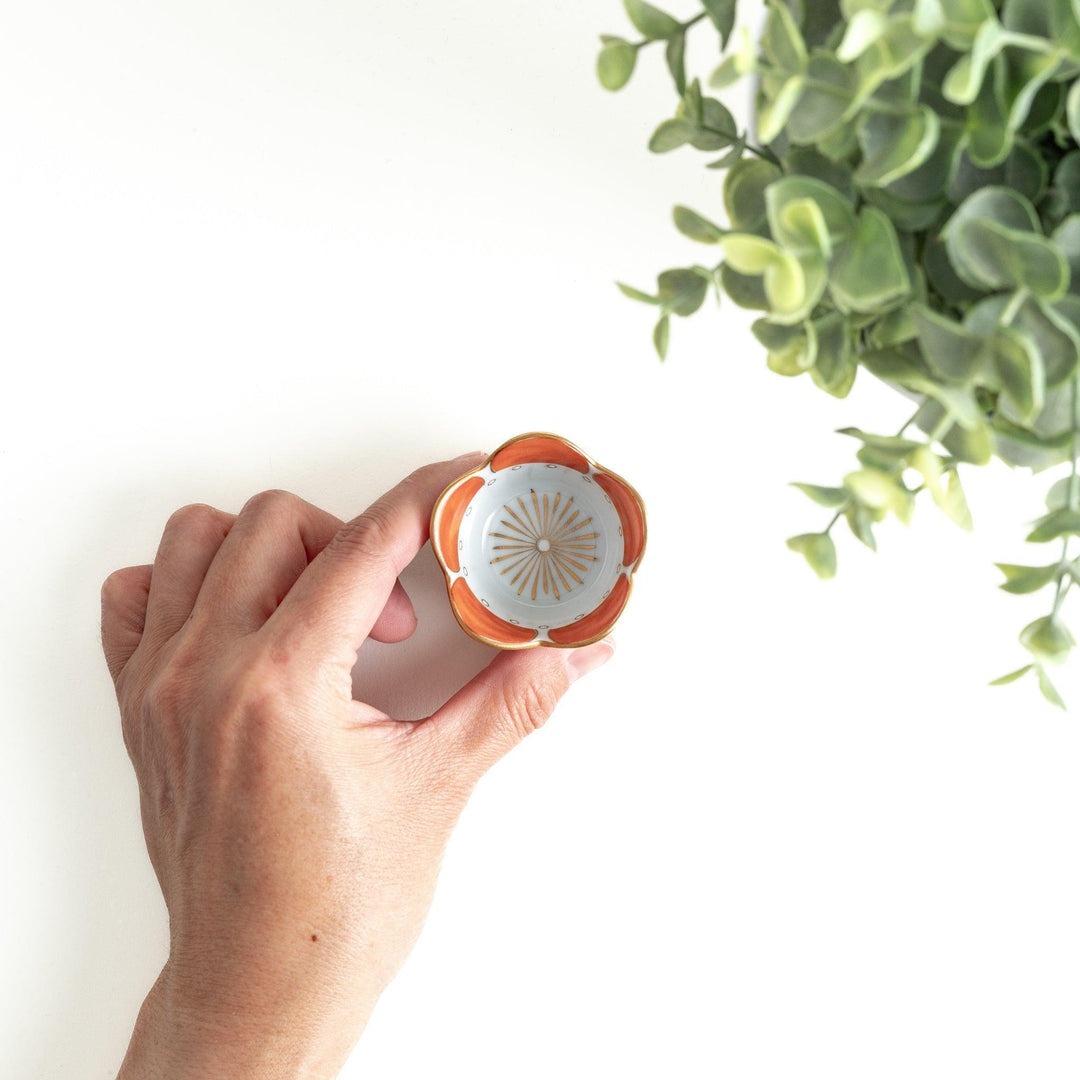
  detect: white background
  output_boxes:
[3,1,1080,1077]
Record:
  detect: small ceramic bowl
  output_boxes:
[430,433,646,649]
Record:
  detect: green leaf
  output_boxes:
[672,206,727,243]
[940,0,997,49]
[722,234,783,275]
[721,235,812,320]
[943,418,994,465]
[844,467,915,524]
[710,54,743,89]
[910,446,973,529]
[765,177,858,252]
[1037,667,1067,708]
[706,138,748,170]
[665,31,687,94]
[1053,216,1080,296]
[853,14,939,97]
[784,149,856,200]
[946,184,1040,237]
[913,306,986,382]
[724,159,783,231]
[597,39,637,90]
[869,305,918,349]
[791,482,849,508]
[617,280,656,306]
[995,562,1060,594]
[941,468,974,530]
[992,325,1045,423]
[942,17,1007,104]
[623,0,680,39]
[855,107,941,188]
[989,664,1033,686]
[653,313,670,359]
[837,9,890,61]
[648,119,698,153]
[948,142,1048,209]
[829,208,911,314]
[1026,508,1080,542]
[845,504,878,549]
[702,0,738,47]
[785,52,857,144]
[1069,80,1080,145]
[657,268,708,317]
[1020,615,1075,663]
[617,282,661,305]
[786,532,838,579]
[720,263,769,310]
[1046,475,1080,511]
[943,188,1067,299]
[810,312,857,397]
[757,75,806,143]
[967,295,1079,387]
[838,427,923,455]
[754,319,816,374]
[762,0,809,72]
[966,56,1011,168]
[774,198,833,257]
[955,220,1070,300]
[694,97,740,150]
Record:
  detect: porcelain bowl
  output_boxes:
[430,433,647,649]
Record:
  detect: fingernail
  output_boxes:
[566,637,615,684]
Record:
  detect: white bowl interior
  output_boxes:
[452,462,626,633]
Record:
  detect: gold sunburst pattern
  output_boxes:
[489,490,599,601]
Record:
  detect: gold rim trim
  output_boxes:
[429,431,648,650]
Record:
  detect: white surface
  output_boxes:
[3,2,1080,1078]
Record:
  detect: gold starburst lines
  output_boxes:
[489,491,599,601]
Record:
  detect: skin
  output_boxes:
[100,452,614,1079]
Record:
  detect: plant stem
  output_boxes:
[896,408,921,438]
[743,142,781,164]
[928,412,954,446]
[1051,373,1080,617]
[1000,288,1029,327]
[824,510,843,534]
[631,11,706,50]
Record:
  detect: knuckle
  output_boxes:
[501,680,559,742]
[334,506,395,563]
[167,502,222,531]
[240,488,299,520]
[101,566,139,605]
[165,503,232,546]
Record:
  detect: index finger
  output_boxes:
[263,452,485,669]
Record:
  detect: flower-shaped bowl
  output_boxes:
[430,433,647,649]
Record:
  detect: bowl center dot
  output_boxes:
[537,538,551,552]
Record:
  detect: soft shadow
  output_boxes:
[353,544,497,720]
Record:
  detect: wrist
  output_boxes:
[116,959,375,1080]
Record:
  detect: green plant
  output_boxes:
[599,0,1080,705]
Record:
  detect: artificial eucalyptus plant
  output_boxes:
[599,0,1080,704]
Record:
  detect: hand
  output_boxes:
[101,452,614,1079]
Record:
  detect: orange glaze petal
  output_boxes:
[435,476,484,574]
[451,578,538,646]
[594,472,645,566]
[548,574,629,646]
[490,435,589,473]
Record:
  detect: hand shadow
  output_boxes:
[352,543,497,720]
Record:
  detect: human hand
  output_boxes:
[101,452,614,1079]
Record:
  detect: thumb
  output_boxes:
[427,638,615,778]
